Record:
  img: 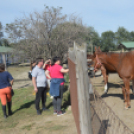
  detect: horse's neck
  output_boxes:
[100,53,120,70]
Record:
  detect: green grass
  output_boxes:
[64,73,69,83]
[0,75,71,133]
[21,123,36,131]
[45,125,67,131]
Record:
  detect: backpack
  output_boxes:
[28,71,32,80]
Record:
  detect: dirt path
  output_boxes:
[7,66,33,89]
[91,71,134,132]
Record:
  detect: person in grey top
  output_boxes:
[32,58,50,115]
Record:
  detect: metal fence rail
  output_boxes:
[90,89,134,134]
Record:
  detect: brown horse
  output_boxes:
[92,47,134,109]
[87,47,113,93]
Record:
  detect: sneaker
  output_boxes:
[50,96,53,99]
[57,111,65,116]
[53,110,57,115]
[4,114,8,119]
[37,110,41,115]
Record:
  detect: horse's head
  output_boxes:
[87,52,98,72]
[87,46,102,72]
[87,54,95,66]
[95,46,102,53]
[93,46,102,72]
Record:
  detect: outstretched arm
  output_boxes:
[43,59,51,69]
[60,68,69,73]
[10,79,14,86]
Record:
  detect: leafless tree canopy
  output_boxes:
[0,22,3,40]
[6,6,91,63]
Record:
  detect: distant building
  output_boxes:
[118,41,134,52]
[0,46,14,70]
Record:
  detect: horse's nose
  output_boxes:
[89,67,94,71]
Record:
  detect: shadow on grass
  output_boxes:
[13,100,35,114]
[46,102,53,109]
[62,85,71,111]
[62,94,71,111]
[63,85,69,93]
[13,85,70,114]
[13,101,53,114]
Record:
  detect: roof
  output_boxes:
[120,42,134,49]
[0,46,14,53]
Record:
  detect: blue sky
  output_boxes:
[0,0,134,35]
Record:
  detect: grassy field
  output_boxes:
[0,67,77,134]
[0,86,76,134]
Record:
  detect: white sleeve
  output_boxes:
[32,68,38,77]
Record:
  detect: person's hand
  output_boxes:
[45,59,51,64]
[34,88,38,93]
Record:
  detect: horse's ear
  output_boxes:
[98,46,101,51]
[93,52,96,58]
[95,46,97,51]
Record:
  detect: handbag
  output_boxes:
[11,89,14,96]
[28,71,32,80]
[0,73,14,97]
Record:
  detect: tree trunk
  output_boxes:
[2,53,7,71]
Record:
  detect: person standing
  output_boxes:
[32,58,49,115]
[44,59,51,89]
[45,57,69,116]
[0,64,13,118]
[44,59,53,99]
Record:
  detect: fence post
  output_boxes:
[2,53,7,71]
[69,42,93,134]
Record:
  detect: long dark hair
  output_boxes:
[30,60,36,71]
[0,64,5,72]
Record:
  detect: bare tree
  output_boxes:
[0,22,4,45]
[5,6,91,63]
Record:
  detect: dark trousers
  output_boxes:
[53,85,64,112]
[35,87,47,110]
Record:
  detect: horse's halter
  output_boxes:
[94,54,102,72]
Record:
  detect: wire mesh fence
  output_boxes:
[90,89,134,134]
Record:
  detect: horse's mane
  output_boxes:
[98,51,134,56]
[97,51,134,62]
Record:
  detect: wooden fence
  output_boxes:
[68,42,93,134]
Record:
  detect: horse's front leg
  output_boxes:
[121,86,127,107]
[132,79,134,95]
[101,68,108,93]
[124,79,131,109]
